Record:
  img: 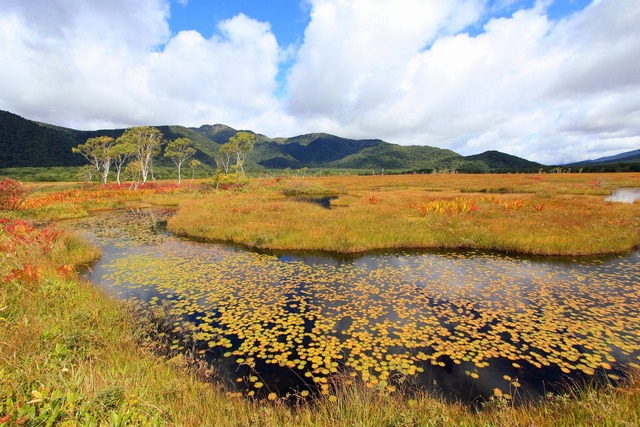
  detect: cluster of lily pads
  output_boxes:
[90,214,640,399]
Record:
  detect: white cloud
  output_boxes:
[0,0,169,127]
[286,0,640,164]
[0,0,284,131]
[147,14,281,126]
[286,0,485,118]
[0,0,638,164]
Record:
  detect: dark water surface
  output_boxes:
[66,209,640,403]
[287,195,338,209]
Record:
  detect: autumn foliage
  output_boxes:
[0,218,66,284]
[0,178,27,210]
[21,182,180,210]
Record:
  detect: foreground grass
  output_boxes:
[169,173,640,256]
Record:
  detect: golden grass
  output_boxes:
[169,173,640,256]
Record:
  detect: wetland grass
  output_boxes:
[169,173,640,256]
[2,246,639,427]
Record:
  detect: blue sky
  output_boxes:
[166,0,599,102]
[546,0,593,19]
[168,0,592,39]
[169,0,310,47]
[168,0,592,47]
[168,1,594,86]
[1,0,639,164]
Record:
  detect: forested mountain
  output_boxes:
[459,150,543,173]
[1,109,548,173]
[0,111,83,167]
[566,149,640,166]
[561,148,640,172]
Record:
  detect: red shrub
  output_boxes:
[0,178,27,210]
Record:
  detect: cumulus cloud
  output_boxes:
[286,0,640,164]
[0,0,638,164]
[0,0,284,131]
[147,14,281,125]
[286,0,484,118]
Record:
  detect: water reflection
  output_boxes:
[66,210,640,403]
[606,188,640,203]
[287,195,338,209]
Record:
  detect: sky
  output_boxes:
[0,0,639,165]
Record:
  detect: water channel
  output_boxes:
[66,208,640,404]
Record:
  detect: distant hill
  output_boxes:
[327,143,462,170]
[460,150,543,173]
[0,110,82,167]
[1,109,548,174]
[567,149,640,166]
[562,148,640,172]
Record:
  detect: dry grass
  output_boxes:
[169,173,640,256]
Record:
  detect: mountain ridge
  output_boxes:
[1,109,547,173]
[565,149,640,166]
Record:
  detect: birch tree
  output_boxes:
[72,136,114,185]
[189,159,202,187]
[117,126,163,185]
[164,137,195,185]
[217,143,234,174]
[110,138,136,185]
[221,131,256,177]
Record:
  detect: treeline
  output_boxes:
[566,163,640,173]
[72,127,256,187]
[6,109,638,177]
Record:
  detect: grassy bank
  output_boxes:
[168,173,640,256]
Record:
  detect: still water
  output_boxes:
[67,209,640,403]
[606,188,640,203]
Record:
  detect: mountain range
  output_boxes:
[565,149,640,167]
[1,109,636,174]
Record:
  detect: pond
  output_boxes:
[66,209,640,404]
[287,195,338,209]
[606,188,640,203]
